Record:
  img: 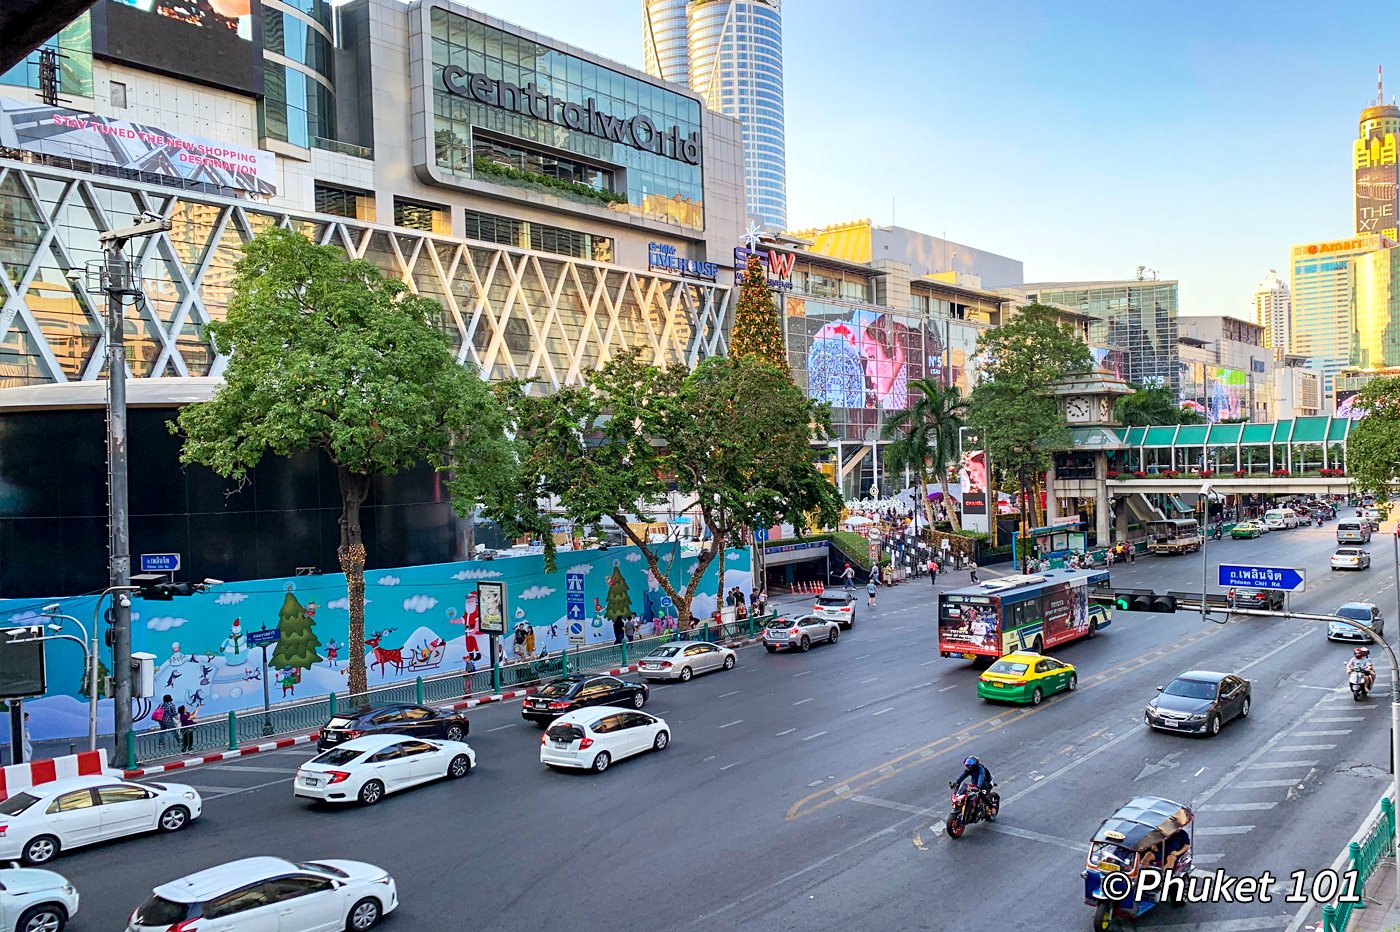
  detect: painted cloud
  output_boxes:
[213,592,248,606]
[452,569,504,581]
[326,596,371,611]
[377,575,401,587]
[403,594,439,614]
[518,585,555,601]
[146,616,189,632]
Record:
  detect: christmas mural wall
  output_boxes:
[0,545,751,742]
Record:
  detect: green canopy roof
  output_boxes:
[1175,424,1208,445]
[1125,427,1147,446]
[1241,423,1274,444]
[1207,423,1243,444]
[1291,416,1328,443]
[1272,419,1294,442]
[1327,418,1352,441]
[1143,426,1178,447]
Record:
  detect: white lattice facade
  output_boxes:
[0,160,733,389]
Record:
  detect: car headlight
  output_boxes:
[61,884,74,895]
[374,876,393,886]
[184,791,198,800]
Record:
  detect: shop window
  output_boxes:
[394,198,450,235]
[315,184,375,222]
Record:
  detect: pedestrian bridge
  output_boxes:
[1105,476,1351,495]
[1105,416,1354,475]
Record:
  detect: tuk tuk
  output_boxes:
[1083,796,1194,930]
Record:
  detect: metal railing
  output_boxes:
[1321,796,1395,931]
[127,613,779,768]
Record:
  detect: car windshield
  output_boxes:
[1337,606,1375,622]
[817,596,848,606]
[649,647,682,658]
[1163,678,1217,700]
[0,792,39,816]
[545,724,585,742]
[988,661,1029,675]
[297,861,349,878]
[312,748,363,766]
[1336,550,1360,557]
[537,680,579,698]
[131,897,194,925]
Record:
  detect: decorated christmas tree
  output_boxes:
[79,657,111,698]
[730,253,789,375]
[604,562,633,621]
[270,591,324,671]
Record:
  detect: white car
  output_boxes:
[295,734,475,805]
[1331,547,1373,571]
[811,591,857,627]
[762,614,840,653]
[0,867,79,932]
[540,706,670,773]
[637,641,736,681]
[127,857,396,932]
[0,775,201,865]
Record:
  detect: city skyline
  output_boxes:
[463,0,1400,317]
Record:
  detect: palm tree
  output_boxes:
[881,379,968,533]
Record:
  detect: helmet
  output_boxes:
[1355,646,1371,658]
[964,756,979,768]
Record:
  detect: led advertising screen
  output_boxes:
[93,0,263,95]
[0,639,46,700]
[1207,367,1247,422]
[1335,389,1367,420]
[796,302,941,411]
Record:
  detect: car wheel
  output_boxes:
[828,627,839,644]
[1067,673,1078,692]
[1030,687,1043,706]
[16,904,66,932]
[448,754,472,778]
[21,835,58,866]
[764,644,778,653]
[347,897,382,931]
[799,635,811,653]
[1207,713,1221,737]
[158,805,190,833]
[679,666,693,682]
[722,655,736,670]
[632,691,646,709]
[1240,697,1251,720]
[592,751,611,773]
[653,730,670,751]
[445,723,466,742]
[358,780,385,805]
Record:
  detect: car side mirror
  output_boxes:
[1156,686,1163,692]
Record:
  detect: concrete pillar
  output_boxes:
[1094,454,1111,546]
[1045,461,1060,522]
[1114,496,1130,542]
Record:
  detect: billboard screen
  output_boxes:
[93,0,263,96]
[0,639,45,700]
[796,302,941,412]
[1335,389,1367,420]
[1207,367,1247,422]
[1091,346,1128,380]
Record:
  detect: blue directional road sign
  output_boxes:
[1218,564,1305,592]
[139,553,181,573]
[246,628,281,647]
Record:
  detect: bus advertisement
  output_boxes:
[937,569,1112,659]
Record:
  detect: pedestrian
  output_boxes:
[867,577,877,608]
[154,693,178,749]
[177,705,197,753]
[20,711,31,763]
[928,557,938,585]
[612,614,625,644]
[624,614,637,643]
[969,559,979,583]
[841,563,855,591]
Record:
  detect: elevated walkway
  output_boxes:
[1107,476,1351,495]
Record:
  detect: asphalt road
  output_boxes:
[47,521,1400,932]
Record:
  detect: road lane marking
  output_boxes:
[1152,918,1291,931]
[859,677,879,684]
[719,691,740,698]
[921,660,938,666]
[1248,760,1318,769]
[202,777,293,799]
[719,761,741,771]
[793,670,812,677]
[1308,715,1363,722]
[1200,802,1277,811]
[776,728,796,736]
[853,654,871,661]
[849,794,938,816]
[1232,780,1299,789]
[872,707,895,716]
[801,731,827,741]
[1006,727,1146,805]
[1275,744,1335,751]
[1197,825,1254,835]
[178,785,251,795]
[1191,853,1226,864]
[938,684,958,692]
[983,822,1083,852]
[487,724,518,732]
[1292,729,1351,736]
[793,697,814,705]
[207,764,300,774]
[719,720,743,729]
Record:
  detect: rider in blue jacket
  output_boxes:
[951,756,997,816]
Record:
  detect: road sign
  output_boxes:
[868,544,879,563]
[139,553,181,573]
[567,621,585,645]
[1217,564,1305,592]
[246,628,281,647]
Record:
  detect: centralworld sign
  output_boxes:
[440,65,702,166]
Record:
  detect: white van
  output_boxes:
[1337,519,1373,543]
[1263,508,1299,530]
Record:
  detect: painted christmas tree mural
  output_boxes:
[730,253,789,375]
[78,658,111,699]
[270,590,323,671]
[605,562,633,621]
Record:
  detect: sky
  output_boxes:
[461,1,1400,316]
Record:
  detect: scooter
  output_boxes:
[1350,668,1371,701]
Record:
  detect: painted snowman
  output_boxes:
[168,641,189,667]
[220,618,248,669]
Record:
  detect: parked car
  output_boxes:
[1331,548,1373,571]
[295,735,475,805]
[1329,602,1385,643]
[1230,521,1264,539]
[1144,671,1251,737]
[977,651,1077,705]
[521,674,648,725]
[811,591,857,628]
[1337,519,1373,543]
[637,641,736,681]
[1228,587,1285,611]
[126,857,396,932]
[762,614,840,653]
[317,703,468,751]
[0,867,79,932]
[540,707,670,773]
[0,776,201,866]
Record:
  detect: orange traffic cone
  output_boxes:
[816,582,825,594]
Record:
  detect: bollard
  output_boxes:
[1349,841,1366,908]
[125,729,137,770]
[563,647,570,675]
[328,692,338,717]
[227,711,237,750]
[621,638,628,666]
[415,677,425,705]
[1321,903,1337,932]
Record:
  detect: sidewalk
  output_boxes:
[1349,857,1400,931]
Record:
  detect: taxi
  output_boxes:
[977,651,1077,705]
[1230,520,1264,539]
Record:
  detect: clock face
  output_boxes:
[1098,397,1113,421]
[1065,397,1092,421]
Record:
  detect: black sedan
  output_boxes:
[521,674,649,725]
[1228,587,1285,611]
[318,702,469,750]
[1145,671,1251,737]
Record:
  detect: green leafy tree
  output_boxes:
[1116,382,1205,426]
[969,304,1092,554]
[512,351,840,629]
[171,228,510,696]
[604,563,633,621]
[882,379,967,533]
[1346,376,1400,500]
[270,591,322,671]
[729,254,789,375]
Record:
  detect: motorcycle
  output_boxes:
[1211,526,1223,541]
[946,781,999,838]
[1350,668,1372,701]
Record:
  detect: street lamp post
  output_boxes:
[39,607,98,751]
[1200,481,1211,626]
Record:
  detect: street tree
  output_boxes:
[729,254,789,375]
[881,379,967,532]
[1345,376,1400,500]
[171,228,510,696]
[513,351,840,629]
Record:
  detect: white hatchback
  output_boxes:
[295,734,475,805]
[540,706,670,773]
[127,857,396,932]
[0,775,201,865]
[0,867,79,932]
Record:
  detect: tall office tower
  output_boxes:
[1289,234,1391,395]
[1253,269,1291,351]
[643,0,787,231]
[1355,66,1400,240]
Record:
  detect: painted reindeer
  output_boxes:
[365,628,404,676]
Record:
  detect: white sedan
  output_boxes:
[540,706,670,773]
[637,641,736,681]
[1331,547,1372,571]
[295,734,476,805]
[127,856,396,932]
[0,775,201,865]
[0,867,79,932]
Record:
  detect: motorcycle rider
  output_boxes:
[950,755,997,818]
[1348,647,1376,693]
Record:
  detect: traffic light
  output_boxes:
[1090,589,1177,614]
[131,574,204,601]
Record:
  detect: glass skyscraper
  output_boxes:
[1289,234,1391,394]
[259,0,337,149]
[643,0,787,231]
[1351,245,1400,370]
[1019,280,1181,390]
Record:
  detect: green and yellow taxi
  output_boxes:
[1230,520,1264,539]
[977,651,1077,705]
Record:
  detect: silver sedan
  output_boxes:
[637,641,737,681]
[762,614,840,653]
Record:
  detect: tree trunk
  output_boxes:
[937,468,961,533]
[716,533,727,627]
[917,473,934,537]
[612,513,715,632]
[338,467,372,698]
[1018,466,1031,572]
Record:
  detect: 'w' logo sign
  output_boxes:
[767,250,795,278]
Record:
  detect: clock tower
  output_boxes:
[1049,371,1135,547]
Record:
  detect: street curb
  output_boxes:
[126,636,766,778]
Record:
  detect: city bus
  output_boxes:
[937,568,1112,660]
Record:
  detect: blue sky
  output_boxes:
[463,1,1400,315]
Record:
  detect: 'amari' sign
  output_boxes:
[441,66,701,166]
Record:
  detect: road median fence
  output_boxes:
[1321,795,1395,931]
[128,612,779,768]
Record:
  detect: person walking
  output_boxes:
[20,711,32,763]
[177,705,197,753]
[969,559,979,583]
[624,615,637,643]
[154,694,178,749]
[867,577,877,608]
[928,557,939,585]
[840,563,855,592]
[612,614,625,644]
